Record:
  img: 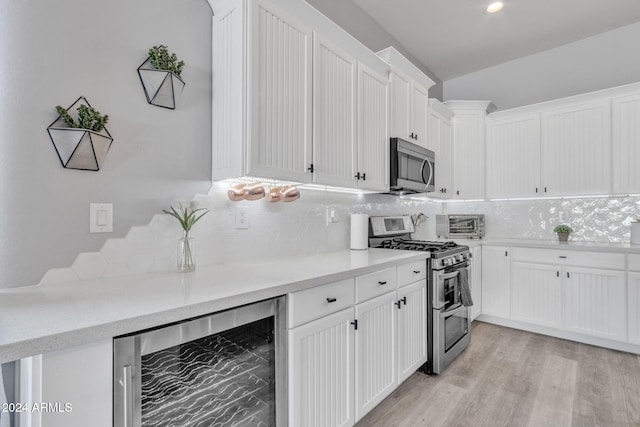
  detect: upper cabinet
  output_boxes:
[612,91,640,194]
[486,113,541,199]
[427,99,453,198]
[377,47,435,150]
[541,100,611,197]
[211,0,390,191]
[445,100,494,200]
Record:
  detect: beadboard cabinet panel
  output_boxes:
[541,100,611,196]
[486,114,541,199]
[427,99,453,198]
[396,281,427,384]
[564,267,626,342]
[388,70,412,142]
[312,34,357,187]
[356,63,390,191]
[628,272,640,345]
[612,92,640,194]
[289,308,355,427]
[511,262,563,328]
[247,0,313,181]
[481,246,511,319]
[411,82,429,149]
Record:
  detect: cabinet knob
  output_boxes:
[326,297,337,303]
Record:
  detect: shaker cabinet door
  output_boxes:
[397,281,427,383]
[612,92,640,194]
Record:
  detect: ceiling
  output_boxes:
[351,0,640,81]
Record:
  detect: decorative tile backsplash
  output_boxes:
[445,196,640,242]
[39,184,441,285]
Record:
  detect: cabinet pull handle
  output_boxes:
[535,187,538,193]
[123,365,133,427]
[378,281,387,285]
[362,173,366,181]
[559,256,567,259]
[544,187,547,193]
[444,188,447,194]
[326,297,337,303]
[307,163,314,173]
[351,320,358,330]
[395,300,402,309]
[402,296,407,305]
[354,172,361,180]
[505,251,508,257]
[413,270,421,274]
[557,271,560,277]
[457,190,460,196]
[567,272,570,278]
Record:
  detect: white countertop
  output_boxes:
[0,249,427,364]
[476,238,640,253]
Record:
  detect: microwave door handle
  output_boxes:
[421,157,434,187]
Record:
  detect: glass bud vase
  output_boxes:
[177,233,195,272]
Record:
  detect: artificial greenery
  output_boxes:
[163,204,208,235]
[55,104,109,132]
[148,45,185,77]
[553,224,573,233]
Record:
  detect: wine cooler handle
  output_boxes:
[123,365,133,427]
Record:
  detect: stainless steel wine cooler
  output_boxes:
[113,297,286,427]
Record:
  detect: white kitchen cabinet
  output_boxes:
[396,281,427,383]
[354,292,397,421]
[289,307,356,427]
[377,47,435,148]
[356,62,390,191]
[628,272,640,345]
[511,261,562,328]
[612,92,640,194]
[481,245,511,319]
[427,99,454,198]
[541,100,611,196]
[564,267,627,342]
[19,339,112,427]
[212,0,313,182]
[486,113,541,199]
[470,245,482,321]
[312,33,356,188]
[445,101,493,200]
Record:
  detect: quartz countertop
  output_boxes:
[0,249,428,364]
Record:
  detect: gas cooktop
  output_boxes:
[374,238,460,252]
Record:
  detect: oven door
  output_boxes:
[432,304,470,374]
[432,264,470,310]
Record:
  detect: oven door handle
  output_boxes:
[441,303,468,318]
[437,270,460,281]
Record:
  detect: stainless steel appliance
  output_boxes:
[113,297,286,427]
[369,216,472,375]
[436,214,485,239]
[389,138,435,195]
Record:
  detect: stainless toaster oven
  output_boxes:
[436,214,485,239]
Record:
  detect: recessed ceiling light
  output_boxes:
[487,1,504,13]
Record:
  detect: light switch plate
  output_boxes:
[90,203,113,233]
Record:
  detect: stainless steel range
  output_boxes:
[369,215,473,374]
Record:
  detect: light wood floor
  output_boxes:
[356,321,640,427]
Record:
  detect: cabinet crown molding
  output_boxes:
[377,46,435,91]
[444,100,496,113]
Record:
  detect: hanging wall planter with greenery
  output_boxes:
[137,45,186,110]
[47,96,113,171]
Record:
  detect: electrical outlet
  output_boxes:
[326,208,337,225]
[235,207,249,229]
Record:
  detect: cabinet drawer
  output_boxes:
[355,267,397,303]
[629,254,640,271]
[288,279,355,328]
[511,247,625,270]
[397,260,427,287]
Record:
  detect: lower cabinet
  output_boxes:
[469,246,482,321]
[511,261,562,328]
[481,245,511,319]
[564,267,626,341]
[289,308,356,427]
[288,262,428,427]
[628,272,640,345]
[354,292,397,420]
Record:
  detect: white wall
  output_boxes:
[443,21,640,110]
[0,0,212,288]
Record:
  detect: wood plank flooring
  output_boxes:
[356,321,640,427]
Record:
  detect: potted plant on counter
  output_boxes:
[163,204,208,272]
[553,224,573,242]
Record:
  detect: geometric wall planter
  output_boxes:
[137,57,185,110]
[47,96,113,171]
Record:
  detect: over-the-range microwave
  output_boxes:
[389,137,435,195]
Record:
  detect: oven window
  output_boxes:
[140,318,275,426]
[398,151,432,185]
[444,309,468,352]
[443,277,461,310]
